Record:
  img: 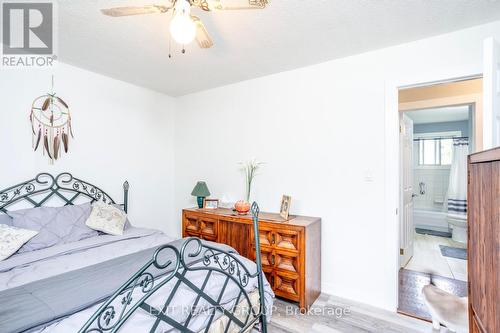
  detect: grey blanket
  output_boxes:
[0,238,236,333]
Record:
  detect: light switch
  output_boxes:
[364,170,374,183]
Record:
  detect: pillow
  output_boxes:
[86,202,127,236]
[10,203,98,253]
[112,204,132,229]
[0,213,12,226]
[0,224,38,261]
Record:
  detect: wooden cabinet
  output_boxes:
[182,208,321,309]
[468,148,500,333]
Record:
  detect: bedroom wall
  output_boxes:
[174,20,500,311]
[0,62,176,232]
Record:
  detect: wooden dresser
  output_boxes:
[468,148,499,333]
[182,208,321,309]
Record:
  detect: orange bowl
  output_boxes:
[234,200,250,215]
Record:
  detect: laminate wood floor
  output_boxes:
[268,293,451,333]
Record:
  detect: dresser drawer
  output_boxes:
[274,271,300,301]
[261,247,273,269]
[183,213,218,240]
[184,214,200,234]
[199,217,217,238]
[263,269,273,288]
[274,229,299,252]
[253,249,299,273]
[250,227,273,247]
[274,250,299,273]
[251,228,300,251]
[185,231,200,238]
[250,246,273,269]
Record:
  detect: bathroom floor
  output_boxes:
[404,232,467,281]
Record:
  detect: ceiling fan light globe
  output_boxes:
[170,13,196,44]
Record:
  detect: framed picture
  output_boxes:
[203,199,219,210]
[279,195,291,220]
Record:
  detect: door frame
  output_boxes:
[384,73,482,312]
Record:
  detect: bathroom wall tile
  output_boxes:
[414,168,450,210]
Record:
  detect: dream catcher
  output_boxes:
[29,76,73,163]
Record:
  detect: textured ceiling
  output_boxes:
[58,0,500,96]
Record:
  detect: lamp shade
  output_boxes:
[191,181,210,197]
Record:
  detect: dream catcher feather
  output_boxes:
[29,76,73,163]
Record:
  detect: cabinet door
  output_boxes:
[274,271,300,301]
[218,219,251,259]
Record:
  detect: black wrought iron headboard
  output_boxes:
[0,172,129,213]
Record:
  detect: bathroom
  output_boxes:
[404,105,472,281]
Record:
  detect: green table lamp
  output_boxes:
[191,181,210,208]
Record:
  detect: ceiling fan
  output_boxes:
[101,0,270,55]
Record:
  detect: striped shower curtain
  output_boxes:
[447,138,469,215]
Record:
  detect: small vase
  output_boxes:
[234,200,250,215]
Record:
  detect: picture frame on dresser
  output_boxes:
[203,198,219,209]
[279,195,291,219]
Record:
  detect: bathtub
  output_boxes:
[413,208,450,232]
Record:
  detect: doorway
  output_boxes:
[396,78,482,321]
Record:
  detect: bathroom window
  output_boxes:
[416,131,460,166]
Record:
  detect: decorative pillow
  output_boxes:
[10,203,98,253]
[0,224,38,261]
[112,204,132,229]
[0,213,12,226]
[86,202,127,236]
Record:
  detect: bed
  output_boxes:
[0,173,273,333]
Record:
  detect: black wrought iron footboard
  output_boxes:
[78,202,268,333]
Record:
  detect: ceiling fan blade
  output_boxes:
[191,16,214,49]
[101,5,171,17]
[193,0,269,11]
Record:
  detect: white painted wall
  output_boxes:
[175,20,500,311]
[0,63,176,232]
